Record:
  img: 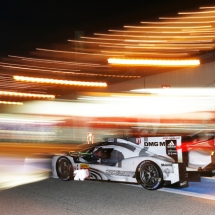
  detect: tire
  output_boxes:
[56,157,74,181]
[136,160,164,190]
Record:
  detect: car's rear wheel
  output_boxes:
[56,157,74,181]
[136,160,163,190]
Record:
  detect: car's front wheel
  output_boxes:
[136,160,163,190]
[56,157,74,181]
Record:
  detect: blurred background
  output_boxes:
[1,0,215,190]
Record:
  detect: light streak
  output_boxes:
[6,57,136,78]
[8,55,102,67]
[124,46,201,52]
[101,50,189,56]
[159,16,215,19]
[131,88,215,97]
[13,76,107,87]
[68,39,127,49]
[140,21,215,24]
[200,7,215,9]
[36,48,115,57]
[124,35,215,39]
[108,58,200,66]
[0,62,81,73]
[0,101,23,105]
[124,25,212,29]
[124,45,212,51]
[101,30,215,34]
[0,90,55,99]
[0,64,80,73]
[80,36,123,41]
[178,11,215,15]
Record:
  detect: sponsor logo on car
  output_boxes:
[163,136,180,140]
[180,181,187,186]
[161,163,172,166]
[106,170,130,177]
[136,138,141,144]
[144,142,166,146]
[167,141,176,148]
[80,163,90,169]
[165,140,177,161]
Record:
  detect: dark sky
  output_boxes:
[0,0,214,56]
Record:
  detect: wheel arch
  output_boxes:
[56,156,74,181]
[135,159,164,190]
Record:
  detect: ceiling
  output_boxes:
[0,2,215,103]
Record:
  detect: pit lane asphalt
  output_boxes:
[1,178,215,215]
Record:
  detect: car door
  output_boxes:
[89,146,115,176]
[106,146,131,181]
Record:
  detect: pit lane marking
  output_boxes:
[158,187,215,201]
[124,177,215,201]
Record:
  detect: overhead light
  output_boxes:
[0,90,55,99]
[108,58,200,66]
[0,101,23,105]
[14,76,107,87]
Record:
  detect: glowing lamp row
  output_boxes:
[14,76,107,87]
[108,58,200,66]
[0,91,55,99]
[0,101,23,105]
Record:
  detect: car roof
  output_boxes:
[76,139,139,152]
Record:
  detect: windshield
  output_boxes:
[73,142,104,154]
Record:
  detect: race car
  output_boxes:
[52,137,189,190]
[180,131,215,176]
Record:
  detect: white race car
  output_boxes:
[52,137,189,190]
